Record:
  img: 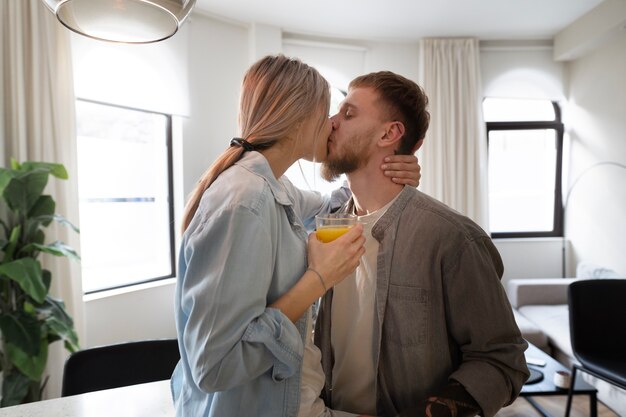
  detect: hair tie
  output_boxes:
[230,137,255,152]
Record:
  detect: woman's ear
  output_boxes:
[378,121,405,148]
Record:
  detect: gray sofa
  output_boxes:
[507,277,577,366]
[506,264,625,415]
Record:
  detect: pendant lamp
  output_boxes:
[42,0,196,44]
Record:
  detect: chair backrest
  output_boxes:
[568,279,626,364]
[62,338,180,397]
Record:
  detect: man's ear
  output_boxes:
[411,138,425,153]
[378,121,405,149]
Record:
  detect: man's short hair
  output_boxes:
[349,72,430,155]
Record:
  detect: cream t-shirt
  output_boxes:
[330,197,397,415]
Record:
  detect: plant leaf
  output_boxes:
[0,217,10,238]
[40,296,80,352]
[29,241,80,261]
[0,312,41,356]
[0,369,31,407]
[20,162,68,180]
[10,158,21,170]
[0,258,46,303]
[5,338,48,381]
[0,170,17,201]
[28,195,56,225]
[37,214,80,234]
[2,225,22,263]
[21,171,49,212]
[42,269,51,292]
[2,176,28,212]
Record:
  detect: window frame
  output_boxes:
[76,98,177,294]
[486,101,564,239]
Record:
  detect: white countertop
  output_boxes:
[0,380,174,417]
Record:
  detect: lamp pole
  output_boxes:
[561,161,626,277]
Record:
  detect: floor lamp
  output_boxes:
[561,161,626,277]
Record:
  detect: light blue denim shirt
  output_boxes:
[171,151,347,417]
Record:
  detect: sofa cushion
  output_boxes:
[512,309,548,350]
[518,304,573,358]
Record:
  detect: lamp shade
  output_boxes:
[42,0,196,43]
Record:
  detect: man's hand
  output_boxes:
[381,154,421,187]
[397,381,481,417]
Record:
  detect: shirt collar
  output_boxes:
[235,151,292,206]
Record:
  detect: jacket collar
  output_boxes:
[343,186,412,241]
[235,151,292,206]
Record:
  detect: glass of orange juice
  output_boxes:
[315,213,357,243]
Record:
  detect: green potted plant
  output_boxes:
[0,159,80,406]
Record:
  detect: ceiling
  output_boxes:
[194,0,605,42]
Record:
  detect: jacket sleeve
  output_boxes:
[280,177,351,230]
[443,236,530,417]
[178,205,303,393]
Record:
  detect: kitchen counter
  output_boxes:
[0,380,173,417]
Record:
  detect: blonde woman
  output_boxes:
[171,55,419,417]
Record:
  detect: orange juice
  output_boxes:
[316,226,353,243]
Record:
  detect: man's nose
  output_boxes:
[330,115,339,130]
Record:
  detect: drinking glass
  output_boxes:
[315,213,357,243]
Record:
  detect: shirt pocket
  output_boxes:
[383,285,429,348]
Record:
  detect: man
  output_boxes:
[315,72,529,417]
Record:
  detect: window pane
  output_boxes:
[483,98,555,122]
[488,129,557,233]
[76,101,173,292]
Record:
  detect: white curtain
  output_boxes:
[419,38,489,230]
[0,0,85,399]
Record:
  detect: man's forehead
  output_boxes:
[343,86,379,109]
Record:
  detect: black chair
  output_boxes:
[62,338,180,397]
[565,279,626,417]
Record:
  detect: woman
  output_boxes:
[171,55,419,417]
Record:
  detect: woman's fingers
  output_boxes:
[307,223,365,288]
[381,155,421,187]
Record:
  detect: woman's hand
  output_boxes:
[269,225,365,322]
[307,223,365,291]
[381,154,421,187]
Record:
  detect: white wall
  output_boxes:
[480,42,565,101]
[182,14,249,198]
[283,39,366,91]
[564,32,626,277]
[493,238,564,289]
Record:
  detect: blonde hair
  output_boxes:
[181,55,330,232]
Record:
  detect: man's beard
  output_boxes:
[321,132,373,182]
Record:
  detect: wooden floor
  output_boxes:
[496,394,619,417]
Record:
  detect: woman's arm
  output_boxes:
[270,224,365,322]
[179,206,303,393]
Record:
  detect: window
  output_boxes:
[484,98,564,238]
[76,100,175,293]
